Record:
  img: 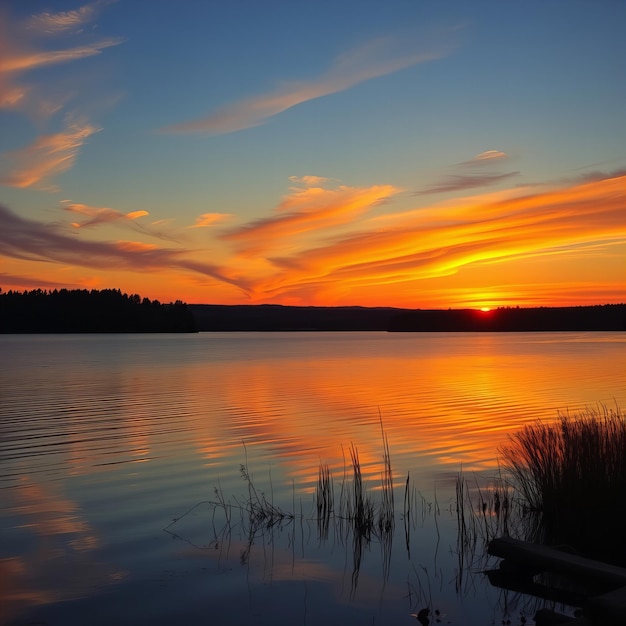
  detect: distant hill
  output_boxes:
[0,289,197,333]
[190,303,625,332]
[1,291,623,333]
[387,304,625,332]
[190,304,407,331]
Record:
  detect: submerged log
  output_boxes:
[489,537,626,625]
[488,537,626,588]
[486,567,588,606]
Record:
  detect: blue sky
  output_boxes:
[1,0,625,307]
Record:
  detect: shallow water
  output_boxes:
[1,331,624,625]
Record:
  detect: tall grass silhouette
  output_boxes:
[500,405,626,563]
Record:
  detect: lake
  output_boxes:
[1,331,624,626]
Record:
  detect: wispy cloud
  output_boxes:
[161,33,456,135]
[0,121,100,190]
[0,39,122,74]
[0,272,76,291]
[0,2,122,108]
[229,172,625,302]
[23,0,115,36]
[416,171,520,195]
[459,150,508,166]
[190,213,232,228]
[221,181,399,256]
[416,149,516,195]
[63,202,149,228]
[288,175,332,187]
[0,202,249,293]
[565,167,626,185]
[0,2,122,190]
[61,201,190,243]
[3,167,624,306]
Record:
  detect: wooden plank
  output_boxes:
[485,568,587,606]
[488,537,626,587]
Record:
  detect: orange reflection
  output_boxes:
[0,476,125,623]
[181,336,622,492]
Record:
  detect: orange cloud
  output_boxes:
[64,202,149,228]
[231,173,625,303]
[62,201,188,244]
[222,182,399,256]
[0,39,121,74]
[2,170,624,308]
[0,121,99,190]
[114,241,158,252]
[0,3,121,112]
[190,212,231,228]
[0,2,121,194]
[0,202,249,294]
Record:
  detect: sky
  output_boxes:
[1,0,625,309]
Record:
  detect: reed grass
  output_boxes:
[501,405,625,513]
[454,470,523,582]
[500,404,626,562]
[315,428,396,542]
[316,462,333,539]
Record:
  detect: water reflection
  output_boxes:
[0,476,126,623]
[0,332,624,625]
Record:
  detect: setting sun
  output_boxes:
[480,307,492,312]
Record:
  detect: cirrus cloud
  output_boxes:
[190,213,232,228]
[23,0,116,36]
[0,202,249,293]
[0,121,100,190]
[161,32,457,136]
[221,182,400,256]
[231,172,626,302]
[63,202,149,228]
[415,171,520,195]
[0,1,122,192]
[462,150,508,165]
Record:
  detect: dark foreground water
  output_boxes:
[1,332,624,626]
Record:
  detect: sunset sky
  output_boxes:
[1,0,624,309]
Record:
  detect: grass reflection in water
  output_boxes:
[164,405,626,626]
[163,425,528,624]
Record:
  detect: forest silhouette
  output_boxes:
[0,288,196,333]
[1,289,623,333]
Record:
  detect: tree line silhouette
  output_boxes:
[1,289,623,333]
[190,303,625,331]
[0,288,196,333]
[387,304,626,332]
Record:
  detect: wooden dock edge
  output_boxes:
[488,537,626,587]
[488,537,626,626]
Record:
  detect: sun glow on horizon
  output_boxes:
[0,2,624,309]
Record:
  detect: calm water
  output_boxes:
[1,332,624,626]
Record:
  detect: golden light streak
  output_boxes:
[1,172,624,307]
[232,173,625,305]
